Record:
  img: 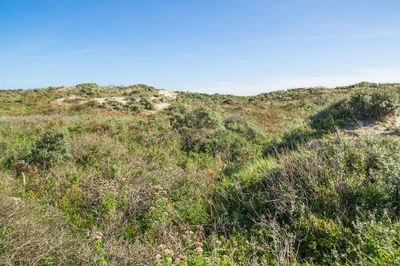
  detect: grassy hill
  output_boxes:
[1,82,400,264]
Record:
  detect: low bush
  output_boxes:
[27,129,71,169]
[173,107,264,162]
[350,87,400,119]
[311,87,400,131]
[213,134,400,263]
[139,98,155,110]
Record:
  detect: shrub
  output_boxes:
[213,134,400,263]
[27,130,71,169]
[127,102,143,113]
[137,98,154,110]
[177,108,262,162]
[76,83,99,97]
[350,87,400,120]
[224,115,265,141]
[185,107,224,130]
[163,103,187,127]
[311,87,400,131]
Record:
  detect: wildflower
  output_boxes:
[175,258,181,263]
[185,231,194,237]
[159,244,167,250]
[195,247,203,254]
[164,249,173,255]
[92,231,103,240]
[194,242,203,247]
[216,240,222,245]
[150,206,156,211]
[153,185,163,191]
[204,257,209,260]
[167,257,173,262]
[213,257,219,262]
[178,255,187,261]
[223,255,228,259]
[155,254,162,260]
[162,191,167,196]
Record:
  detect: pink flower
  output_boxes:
[159,244,167,250]
[195,247,203,254]
[216,240,222,245]
[185,231,194,237]
[92,231,103,240]
[155,254,162,260]
[152,185,163,191]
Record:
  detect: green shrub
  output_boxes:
[139,98,155,110]
[76,83,100,97]
[185,107,224,130]
[224,115,265,141]
[311,87,400,131]
[213,134,400,263]
[350,87,400,120]
[27,130,71,169]
[76,83,98,90]
[127,102,144,113]
[176,108,263,162]
[163,103,187,127]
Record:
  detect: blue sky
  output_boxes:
[1,0,400,95]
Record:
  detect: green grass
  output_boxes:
[1,82,400,264]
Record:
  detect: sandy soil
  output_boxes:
[342,116,400,138]
[52,95,78,105]
[158,90,177,99]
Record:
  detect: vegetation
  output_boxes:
[1,82,400,264]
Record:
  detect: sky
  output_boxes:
[1,0,400,95]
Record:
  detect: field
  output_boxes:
[1,82,400,264]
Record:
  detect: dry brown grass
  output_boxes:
[0,196,93,265]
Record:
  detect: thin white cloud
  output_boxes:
[269,30,400,41]
[89,55,244,63]
[195,67,400,96]
[235,30,400,47]
[23,49,97,60]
